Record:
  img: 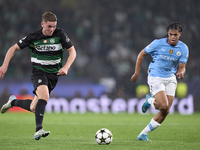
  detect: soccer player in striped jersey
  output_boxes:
[0,12,76,140]
[131,22,189,141]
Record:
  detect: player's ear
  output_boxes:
[41,22,44,28]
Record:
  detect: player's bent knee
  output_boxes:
[159,104,168,111]
[30,105,36,113]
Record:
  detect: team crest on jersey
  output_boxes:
[169,49,173,55]
[43,40,47,43]
[176,51,181,56]
[50,38,55,44]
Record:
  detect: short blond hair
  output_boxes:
[42,12,57,22]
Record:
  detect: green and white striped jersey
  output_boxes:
[17,28,73,74]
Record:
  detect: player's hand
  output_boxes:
[131,73,139,82]
[176,72,184,79]
[57,67,68,76]
[0,65,7,80]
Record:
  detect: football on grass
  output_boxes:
[95,128,113,145]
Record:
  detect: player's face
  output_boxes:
[167,29,181,46]
[41,21,57,36]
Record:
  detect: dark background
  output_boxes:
[0,0,199,109]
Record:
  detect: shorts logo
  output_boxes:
[169,49,173,55]
[38,79,42,83]
[154,85,159,90]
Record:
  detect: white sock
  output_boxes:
[140,118,161,135]
[147,97,156,109]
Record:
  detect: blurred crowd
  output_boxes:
[0,0,199,97]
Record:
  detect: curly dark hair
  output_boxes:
[164,22,183,37]
[167,22,183,32]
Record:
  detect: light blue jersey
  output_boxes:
[144,38,189,78]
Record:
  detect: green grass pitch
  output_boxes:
[0,112,199,150]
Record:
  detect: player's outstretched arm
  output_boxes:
[57,46,77,76]
[0,44,20,80]
[131,49,147,82]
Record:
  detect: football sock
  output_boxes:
[147,97,156,109]
[35,99,47,132]
[140,118,161,135]
[11,99,32,112]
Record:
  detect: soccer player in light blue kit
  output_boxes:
[131,22,189,141]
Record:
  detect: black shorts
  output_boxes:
[31,72,58,95]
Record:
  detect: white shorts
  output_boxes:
[147,75,177,96]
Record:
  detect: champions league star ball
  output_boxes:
[95,128,113,145]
